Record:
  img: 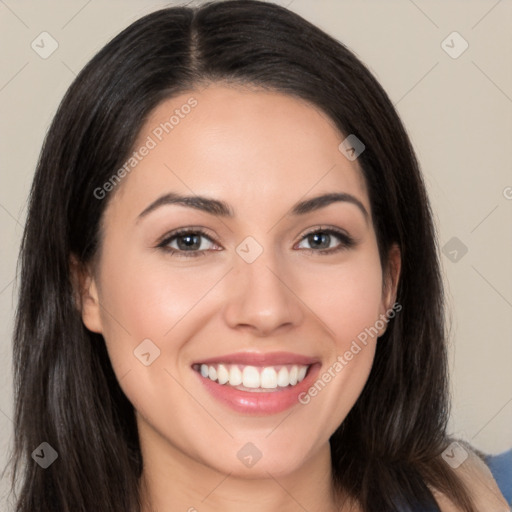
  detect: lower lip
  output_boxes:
[194,364,321,415]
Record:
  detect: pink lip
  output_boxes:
[193,358,322,415]
[193,351,319,366]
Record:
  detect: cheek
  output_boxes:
[294,247,384,342]
[93,249,219,424]
[95,243,227,370]
[103,265,211,334]
[291,249,382,425]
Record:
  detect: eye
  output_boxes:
[296,227,355,254]
[157,228,220,258]
[157,226,355,258]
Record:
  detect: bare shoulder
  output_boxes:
[429,441,510,512]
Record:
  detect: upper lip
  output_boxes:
[194,351,319,366]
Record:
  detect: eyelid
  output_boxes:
[157,226,217,246]
[299,224,352,240]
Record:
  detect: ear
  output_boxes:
[69,254,103,333]
[378,243,401,335]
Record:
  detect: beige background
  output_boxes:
[1,0,511,507]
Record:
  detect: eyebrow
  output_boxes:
[136,191,369,222]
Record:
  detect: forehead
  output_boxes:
[107,84,369,222]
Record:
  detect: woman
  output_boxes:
[7,1,508,510]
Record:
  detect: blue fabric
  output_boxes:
[486,449,512,505]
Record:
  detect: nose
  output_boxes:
[222,248,304,337]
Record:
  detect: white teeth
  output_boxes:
[197,363,310,389]
[229,365,243,386]
[289,365,298,386]
[260,367,277,389]
[277,367,289,387]
[242,366,260,388]
[217,364,229,385]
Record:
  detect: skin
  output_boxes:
[76,84,402,512]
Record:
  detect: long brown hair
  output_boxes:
[7,1,476,510]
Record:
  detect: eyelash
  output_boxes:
[157,226,356,259]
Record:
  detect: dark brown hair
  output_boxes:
[7,1,476,510]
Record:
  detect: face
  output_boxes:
[79,84,400,479]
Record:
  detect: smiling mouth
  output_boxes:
[192,363,310,392]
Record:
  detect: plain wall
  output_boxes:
[1,0,511,508]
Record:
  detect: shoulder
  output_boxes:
[430,441,510,512]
